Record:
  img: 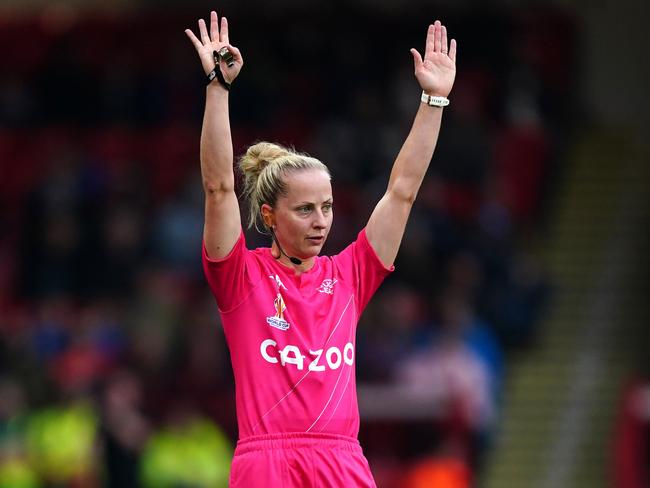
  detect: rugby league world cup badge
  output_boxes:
[267,293,290,331]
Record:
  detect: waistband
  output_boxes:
[235,432,361,455]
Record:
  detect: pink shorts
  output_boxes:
[229,432,377,487]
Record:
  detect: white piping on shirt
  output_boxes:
[305,352,348,432]
[307,307,357,433]
[317,365,353,433]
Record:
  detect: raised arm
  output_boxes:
[185,11,244,259]
[365,20,457,266]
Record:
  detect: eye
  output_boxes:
[297,206,312,215]
[322,203,333,213]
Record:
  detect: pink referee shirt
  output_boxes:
[203,228,393,440]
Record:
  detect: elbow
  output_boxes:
[203,177,235,195]
[387,182,418,206]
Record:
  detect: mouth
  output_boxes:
[306,236,325,245]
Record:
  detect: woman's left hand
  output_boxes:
[410,20,457,97]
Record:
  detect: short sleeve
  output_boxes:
[202,230,262,313]
[333,228,394,315]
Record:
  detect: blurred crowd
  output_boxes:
[0,5,578,487]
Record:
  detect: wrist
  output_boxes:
[420,91,449,108]
[421,89,449,97]
[207,80,229,90]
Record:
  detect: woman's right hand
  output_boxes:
[185,11,243,85]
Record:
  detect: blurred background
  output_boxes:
[0,0,648,487]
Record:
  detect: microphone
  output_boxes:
[268,227,302,266]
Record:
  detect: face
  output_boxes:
[262,168,333,261]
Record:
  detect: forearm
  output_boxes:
[386,102,443,203]
[200,84,235,193]
[364,20,454,266]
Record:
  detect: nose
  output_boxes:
[312,209,328,230]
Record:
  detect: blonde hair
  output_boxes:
[239,142,330,232]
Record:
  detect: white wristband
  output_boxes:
[421,91,449,107]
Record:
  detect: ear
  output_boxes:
[260,203,274,229]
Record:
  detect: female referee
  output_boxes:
[185,10,456,487]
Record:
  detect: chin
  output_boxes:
[300,249,321,259]
[299,244,324,259]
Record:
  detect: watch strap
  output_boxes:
[421,91,449,107]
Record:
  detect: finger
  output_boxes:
[210,11,219,41]
[449,39,457,63]
[184,29,203,50]
[221,16,229,44]
[434,20,442,52]
[441,25,448,54]
[424,24,435,60]
[410,48,423,72]
[198,18,210,45]
[227,44,242,62]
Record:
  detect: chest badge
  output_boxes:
[266,293,290,331]
[317,278,337,295]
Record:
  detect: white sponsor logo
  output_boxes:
[260,339,354,371]
[317,278,337,295]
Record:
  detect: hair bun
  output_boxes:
[239,142,290,178]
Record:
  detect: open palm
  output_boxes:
[410,20,456,98]
[185,11,243,84]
